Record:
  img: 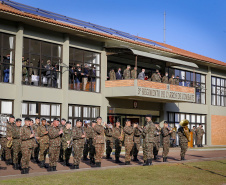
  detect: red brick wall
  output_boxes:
[137,80,166,90]
[105,80,134,87]
[211,115,226,145]
[170,85,195,94]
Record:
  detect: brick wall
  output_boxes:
[211,115,226,145]
[137,80,167,90]
[105,80,134,87]
[170,84,195,94]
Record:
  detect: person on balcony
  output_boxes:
[123,65,131,79]
[109,69,116,80]
[131,67,137,79]
[116,68,122,80]
[169,74,175,85]
[149,69,161,82]
[162,72,169,84]
[138,69,146,80]
[175,75,180,85]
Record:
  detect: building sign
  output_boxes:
[137,87,195,102]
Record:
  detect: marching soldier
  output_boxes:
[162,121,172,162]
[105,123,114,159]
[37,118,49,168]
[59,118,66,162]
[196,124,203,147]
[48,118,63,172]
[123,65,131,79]
[191,126,197,147]
[143,114,156,166]
[131,67,137,79]
[89,120,96,165]
[83,122,90,161]
[132,123,142,161]
[169,74,175,85]
[20,117,34,174]
[32,117,40,163]
[112,120,123,163]
[93,117,105,167]
[12,118,22,170]
[153,122,161,160]
[162,72,169,84]
[124,119,137,165]
[71,120,85,169]
[62,121,72,166]
[109,69,116,80]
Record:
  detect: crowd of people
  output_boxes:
[191,124,205,147]
[108,65,180,85]
[0,114,194,174]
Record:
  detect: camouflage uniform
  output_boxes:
[28,62,33,84]
[12,125,22,168]
[178,127,189,160]
[162,76,168,84]
[201,128,205,146]
[131,69,137,79]
[151,72,161,82]
[191,128,196,146]
[20,126,33,170]
[37,125,49,165]
[32,124,39,162]
[88,127,96,164]
[142,134,147,162]
[48,126,61,168]
[112,127,122,161]
[123,69,131,79]
[174,78,180,85]
[59,124,66,161]
[83,126,91,160]
[72,127,85,167]
[132,126,142,161]
[171,129,177,147]
[5,121,13,162]
[109,70,116,80]
[153,126,161,160]
[93,124,105,165]
[169,77,175,85]
[162,127,171,159]
[62,127,72,163]
[196,127,204,146]
[105,127,113,158]
[123,126,135,163]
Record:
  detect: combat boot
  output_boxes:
[143,159,152,166]
[163,157,166,162]
[73,165,79,169]
[83,156,88,161]
[66,160,71,166]
[39,161,45,168]
[13,163,19,170]
[95,162,101,167]
[181,156,185,160]
[154,155,157,160]
[133,155,139,161]
[125,161,131,165]
[48,166,53,172]
[115,157,122,163]
[21,168,26,174]
[25,168,29,174]
[53,166,57,171]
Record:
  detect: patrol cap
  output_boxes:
[76,119,82,123]
[154,122,159,125]
[61,118,66,121]
[35,117,40,120]
[24,117,30,121]
[145,114,152,118]
[125,119,131,122]
[41,118,46,121]
[96,116,102,119]
[16,118,22,122]
[53,118,59,121]
[116,119,120,123]
[66,121,71,124]
[9,115,15,119]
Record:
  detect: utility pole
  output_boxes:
[164,11,166,44]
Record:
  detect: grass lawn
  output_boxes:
[1,160,226,185]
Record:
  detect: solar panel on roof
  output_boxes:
[2,0,169,50]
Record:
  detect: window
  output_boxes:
[0,99,13,115]
[68,104,100,126]
[22,101,61,122]
[69,47,101,92]
[211,76,226,106]
[22,38,62,88]
[168,112,206,145]
[0,33,15,83]
[168,68,206,104]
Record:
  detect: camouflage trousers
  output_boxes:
[12,140,22,164]
[49,145,60,167]
[142,140,147,161]
[62,143,72,161]
[162,142,170,158]
[196,135,202,145]
[39,143,49,161]
[125,141,134,162]
[114,139,122,158]
[73,143,84,165]
[32,142,39,160]
[145,142,154,159]
[132,143,140,157]
[106,140,113,156]
[21,142,33,169]
[89,139,95,159]
[95,143,104,163]
[83,140,89,158]
[1,138,12,160]
[153,142,160,156]
[180,142,188,158]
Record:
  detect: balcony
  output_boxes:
[105,79,195,103]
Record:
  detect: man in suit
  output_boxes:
[116,68,122,80]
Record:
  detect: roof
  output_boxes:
[0,1,225,67]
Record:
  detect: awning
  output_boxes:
[130,49,198,68]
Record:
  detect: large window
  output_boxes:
[69,47,101,93]
[211,76,226,106]
[68,104,100,126]
[22,38,62,88]
[168,112,206,145]
[0,33,15,83]
[0,99,13,116]
[168,68,206,104]
[22,101,61,122]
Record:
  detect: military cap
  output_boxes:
[16,118,22,122]
[24,117,30,121]
[66,121,71,124]
[76,119,82,123]
[125,119,131,122]
[35,117,40,120]
[154,122,159,125]
[9,115,15,118]
[92,120,96,123]
[53,118,59,121]
[61,118,66,121]
[96,116,102,119]
[164,121,168,124]
[116,119,120,123]
[145,114,152,118]
[41,118,46,121]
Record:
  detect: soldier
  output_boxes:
[37,118,49,168]
[109,69,116,80]
[32,117,40,163]
[12,118,22,170]
[30,120,37,163]
[5,115,15,165]
[162,121,172,162]
[171,126,177,147]
[105,123,114,159]
[48,118,63,172]
[201,126,205,147]
[153,122,161,160]
[123,65,131,79]
[93,117,105,167]
[132,123,143,162]
[143,114,156,166]
[89,120,96,165]
[112,120,123,163]
[62,121,72,166]
[71,120,85,169]
[20,117,34,174]
[83,121,90,161]
[178,124,190,160]
[124,119,137,165]
[169,74,175,85]
[196,124,203,147]
[59,118,66,162]
[175,75,180,85]
[191,126,197,147]
[131,67,137,79]
[162,72,169,84]
[150,69,161,82]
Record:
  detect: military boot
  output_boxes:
[48,166,53,172]
[115,157,122,163]
[163,157,166,162]
[25,168,29,174]
[83,156,88,161]
[143,159,152,166]
[133,155,139,161]
[53,166,57,171]
[21,168,26,174]
[39,161,45,168]
[95,162,101,167]
[181,156,185,160]
[66,159,71,166]
[125,161,131,165]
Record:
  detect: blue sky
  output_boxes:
[11,0,226,62]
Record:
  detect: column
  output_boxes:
[206,66,211,145]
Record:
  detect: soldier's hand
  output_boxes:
[30,134,34,138]
[67,141,70,144]
[59,130,63,135]
[133,124,138,128]
[36,137,40,140]
[44,131,48,134]
[7,137,12,140]
[82,134,86,138]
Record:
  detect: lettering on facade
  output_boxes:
[137,87,195,102]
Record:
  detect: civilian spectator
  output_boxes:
[138,69,145,80]
[116,68,122,80]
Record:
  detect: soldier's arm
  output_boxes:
[20,128,30,140]
[72,129,82,140]
[48,128,60,139]
[123,127,134,135]
[162,128,169,137]
[94,125,102,134]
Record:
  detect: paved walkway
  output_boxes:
[0,147,225,180]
